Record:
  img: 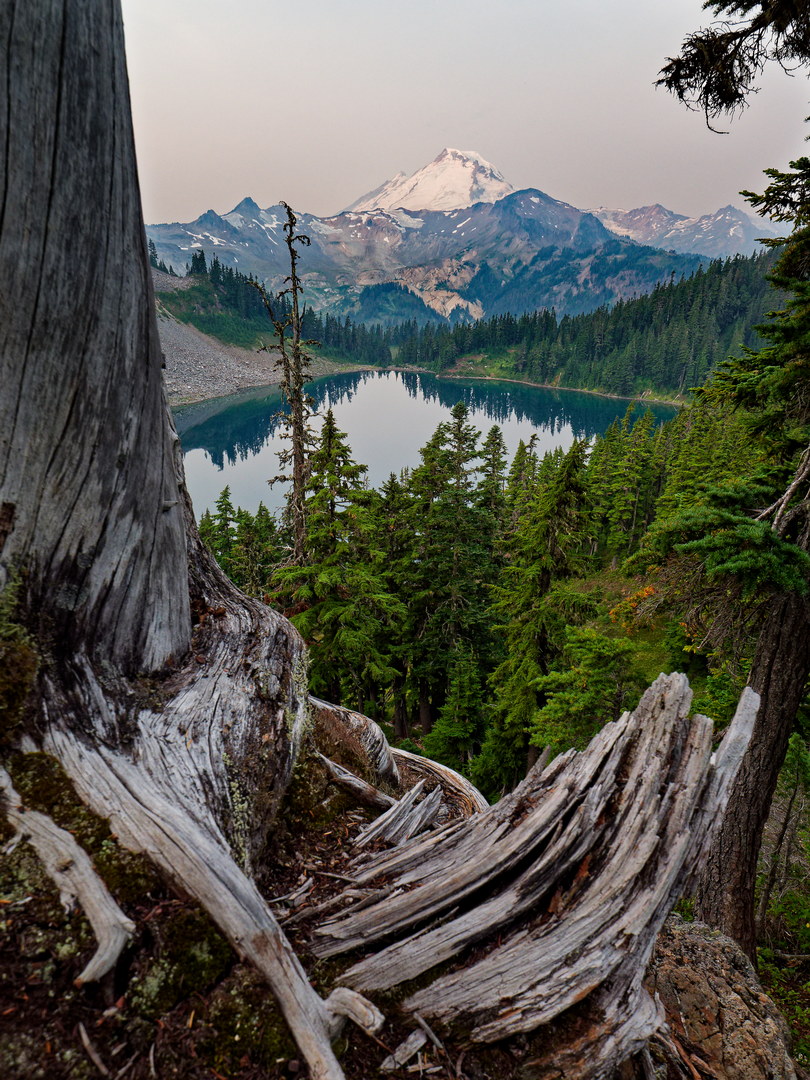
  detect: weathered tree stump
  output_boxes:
[312,676,758,1078]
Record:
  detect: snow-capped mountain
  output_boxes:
[345,148,514,213]
[147,185,705,325]
[149,149,785,324]
[587,203,775,258]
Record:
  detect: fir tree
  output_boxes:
[421,646,487,774]
[472,440,592,796]
[530,627,644,759]
[275,410,402,707]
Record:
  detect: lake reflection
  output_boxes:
[175,370,676,516]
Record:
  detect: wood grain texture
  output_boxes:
[311,697,400,787]
[0,0,188,674]
[312,675,758,1078]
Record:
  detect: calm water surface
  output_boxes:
[175,370,676,516]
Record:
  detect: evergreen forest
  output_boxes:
[154,245,779,399]
[195,195,810,1049]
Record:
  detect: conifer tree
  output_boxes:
[275,410,402,707]
[230,503,279,596]
[472,440,592,796]
[206,486,237,578]
[367,473,414,740]
[530,627,644,760]
[421,646,487,774]
[404,403,493,732]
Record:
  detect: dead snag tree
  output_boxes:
[252,204,315,565]
[0,4,369,1077]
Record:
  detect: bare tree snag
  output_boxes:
[0,6,365,1078]
[0,0,188,674]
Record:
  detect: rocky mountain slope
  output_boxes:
[589,202,775,258]
[147,150,766,325]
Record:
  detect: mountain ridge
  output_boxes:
[146,150,768,325]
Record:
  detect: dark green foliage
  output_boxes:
[658,2,810,122]
[188,248,208,276]
[402,402,500,733]
[392,252,778,397]
[274,409,403,707]
[472,442,593,795]
[198,493,280,597]
[530,627,644,758]
[0,578,38,741]
[421,646,487,773]
[640,476,810,598]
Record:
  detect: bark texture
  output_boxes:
[695,589,810,957]
[0,0,188,674]
[0,6,345,1077]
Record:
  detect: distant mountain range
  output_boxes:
[587,203,773,260]
[147,149,775,324]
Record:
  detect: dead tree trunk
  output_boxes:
[310,675,757,1079]
[0,5,371,1077]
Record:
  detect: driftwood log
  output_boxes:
[0,4,764,1079]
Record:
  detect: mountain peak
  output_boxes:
[228,196,262,216]
[345,148,513,214]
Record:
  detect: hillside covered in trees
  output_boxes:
[198,325,810,1057]
[154,244,778,400]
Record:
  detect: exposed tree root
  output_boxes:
[0,765,135,986]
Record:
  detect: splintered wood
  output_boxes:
[312,674,758,1079]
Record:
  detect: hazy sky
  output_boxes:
[121,0,810,225]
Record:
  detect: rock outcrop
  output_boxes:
[648,915,801,1080]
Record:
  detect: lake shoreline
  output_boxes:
[179,369,679,518]
[430,368,684,410]
[171,361,682,413]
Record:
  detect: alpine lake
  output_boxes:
[174,369,678,517]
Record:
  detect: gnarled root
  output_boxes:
[0,765,135,986]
